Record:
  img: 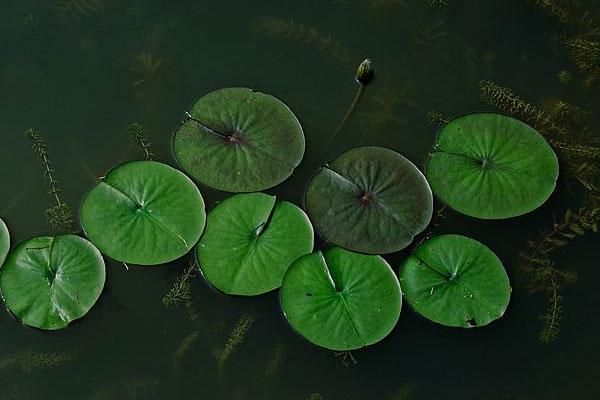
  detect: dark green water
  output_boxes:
[1,0,599,399]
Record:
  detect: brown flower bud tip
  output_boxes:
[356,59,374,85]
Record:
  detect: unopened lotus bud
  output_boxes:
[356,59,374,85]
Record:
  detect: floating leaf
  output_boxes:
[0,235,105,330]
[0,218,9,267]
[281,247,401,350]
[81,161,205,265]
[426,113,559,219]
[173,88,305,192]
[305,146,433,254]
[197,193,313,295]
[399,234,511,328]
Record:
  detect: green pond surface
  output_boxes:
[1,0,599,399]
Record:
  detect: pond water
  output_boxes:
[1,0,599,399]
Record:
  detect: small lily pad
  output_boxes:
[173,87,305,192]
[197,193,314,296]
[0,235,105,330]
[0,218,9,267]
[81,161,205,265]
[305,146,433,254]
[426,113,559,219]
[281,247,401,351]
[399,234,511,328]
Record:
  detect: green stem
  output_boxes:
[330,83,366,145]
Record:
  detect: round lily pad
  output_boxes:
[173,87,305,193]
[0,235,105,330]
[197,193,313,296]
[281,246,402,351]
[81,161,205,266]
[305,146,433,254]
[426,113,559,219]
[0,218,9,267]
[399,234,511,328]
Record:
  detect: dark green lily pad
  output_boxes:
[0,235,105,330]
[281,246,401,351]
[426,113,559,219]
[399,234,511,328]
[81,161,205,266]
[305,146,433,254]
[173,87,305,193]
[197,193,313,296]
[0,218,9,267]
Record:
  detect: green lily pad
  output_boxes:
[197,193,313,296]
[426,113,559,219]
[173,87,305,193]
[281,247,402,351]
[0,235,105,330]
[0,218,9,267]
[399,234,511,328]
[81,161,206,266]
[305,146,433,254]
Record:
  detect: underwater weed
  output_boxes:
[172,329,201,372]
[250,17,352,64]
[26,129,76,233]
[23,14,45,45]
[53,0,104,24]
[262,341,287,381]
[127,122,153,161]
[358,78,417,133]
[411,19,447,48]
[426,110,450,127]
[388,383,417,400]
[335,351,357,366]
[306,394,324,400]
[128,6,148,43]
[90,378,159,400]
[427,0,449,8]
[163,263,198,321]
[215,313,256,375]
[131,53,164,107]
[0,349,77,373]
[561,36,600,87]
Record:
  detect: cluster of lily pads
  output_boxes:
[0,84,559,351]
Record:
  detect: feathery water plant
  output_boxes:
[388,384,417,400]
[131,53,164,104]
[172,329,201,372]
[128,6,148,43]
[215,313,256,375]
[90,378,159,400]
[162,263,199,321]
[26,129,75,233]
[250,17,352,63]
[262,341,287,381]
[0,349,77,373]
[127,122,153,161]
[411,20,447,48]
[358,78,417,133]
[53,0,104,24]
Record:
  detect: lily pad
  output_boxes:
[0,235,105,330]
[81,161,205,265]
[399,234,511,328]
[197,193,314,296]
[173,87,305,192]
[0,218,9,267]
[305,146,433,254]
[281,246,401,351]
[426,113,559,219]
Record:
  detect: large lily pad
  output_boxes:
[0,218,9,267]
[81,161,205,266]
[0,235,105,330]
[305,146,433,254]
[173,88,305,192]
[197,193,313,296]
[281,247,401,351]
[426,113,559,219]
[399,234,511,328]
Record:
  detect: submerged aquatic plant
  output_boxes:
[250,17,352,64]
[0,349,77,373]
[90,378,159,400]
[127,122,153,161]
[561,36,600,87]
[172,329,201,372]
[358,78,418,133]
[162,263,199,321]
[262,341,287,381]
[215,313,256,375]
[131,53,164,106]
[521,207,599,342]
[335,351,357,366]
[53,0,104,24]
[23,14,45,45]
[388,383,417,400]
[426,110,450,127]
[128,6,148,43]
[411,19,447,48]
[26,129,75,233]
[427,0,449,8]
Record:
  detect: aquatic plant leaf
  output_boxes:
[0,235,105,330]
[281,247,401,351]
[0,218,9,267]
[426,113,559,219]
[305,146,433,254]
[173,88,305,192]
[399,234,511,328]
[81,161,205,265]
[197,193,313,295]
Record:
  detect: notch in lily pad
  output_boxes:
[399,234,511,328]
[305,146,433,254]
[281,247,402,351]
[0,217,10,267]
[173,88,306,193]
[197,193,314,296]
[426,113,559,219]
[0,130,105,330]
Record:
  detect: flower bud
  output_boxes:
[356,59,374,85]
